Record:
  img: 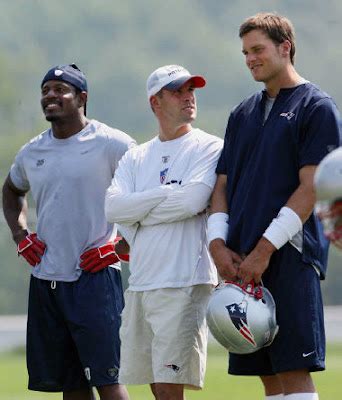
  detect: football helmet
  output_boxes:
[314,147,342,249]
[206,281,279,354]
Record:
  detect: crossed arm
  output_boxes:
[105,178,213,227]
[105,141,221,232]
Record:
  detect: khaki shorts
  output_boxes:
[118,285,213,389]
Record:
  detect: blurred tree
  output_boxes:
[0,0,342,312]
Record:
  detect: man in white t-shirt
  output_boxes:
[105,65,223,400]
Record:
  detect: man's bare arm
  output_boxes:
[2,174,29,244]
[238,165,317,284]
[209,174,242,281]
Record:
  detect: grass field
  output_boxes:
[1,343,341,400]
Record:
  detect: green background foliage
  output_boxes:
[0,0,341,144]
[1,0,342,314]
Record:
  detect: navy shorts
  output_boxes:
[27,267,124,392]
[229,244,326,376]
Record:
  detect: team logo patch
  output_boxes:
[165,364,180,372]
[160,168,169,184]
[36,159,45,167]
[107,367,119,378]
[280,111,295,120]
[226,300,256,347]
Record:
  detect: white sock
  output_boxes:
[284,393,319,400]
[266,395,284,400]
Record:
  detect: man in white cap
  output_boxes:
[105,65,223,400]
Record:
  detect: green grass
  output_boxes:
[1,344,341,400]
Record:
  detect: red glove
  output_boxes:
[17,233,46,267]
[80,237,129,273]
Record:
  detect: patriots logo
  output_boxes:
[226,300,256,347]
[160,168,169,184]
[165,364,180,372]
[280,111,295,120]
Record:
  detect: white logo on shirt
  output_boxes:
[84,367,91,380]
[302,351,315,358]
[280,112,295,120]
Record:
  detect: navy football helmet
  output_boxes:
[207,281,278,354]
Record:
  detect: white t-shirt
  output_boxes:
[10,119,135,281]
[105,128,223,291]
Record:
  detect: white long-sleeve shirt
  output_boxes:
[105,129,223,291]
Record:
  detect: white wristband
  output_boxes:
[207,212,229,243]
[263,206,302,249]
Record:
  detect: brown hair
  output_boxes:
[239,12,296,64]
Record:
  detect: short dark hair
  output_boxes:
[239,12,296,64]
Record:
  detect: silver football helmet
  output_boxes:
[207,281,279,354]
[314,147,342,249]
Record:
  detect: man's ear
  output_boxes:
[150,95,159,107]
[78,91,88,108]
[150,94,161,113]
[280,40,291,59]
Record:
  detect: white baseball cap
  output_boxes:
[146,64,206,99]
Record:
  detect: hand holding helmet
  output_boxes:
[206,281,278,354]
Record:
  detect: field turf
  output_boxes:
[1,343,341,399]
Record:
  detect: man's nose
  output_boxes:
[183,91,194,101]
[43,88,57,98]
[246,53,257,65]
